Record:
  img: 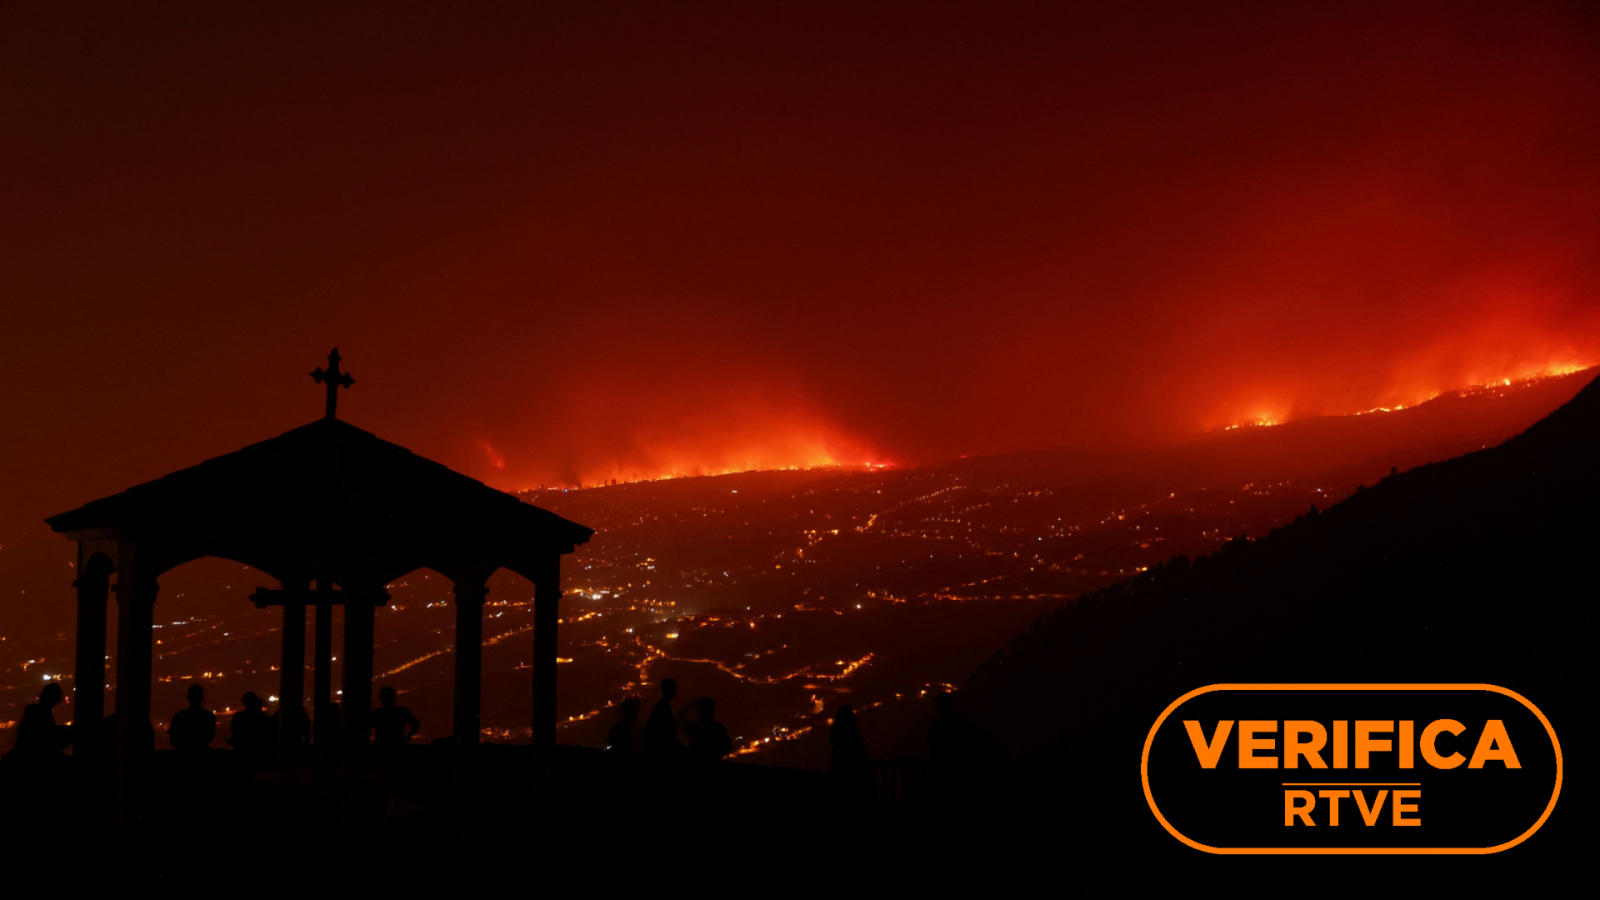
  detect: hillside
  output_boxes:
[965,372,1597,756]
[3,369,1589,772]
[939,367,1594,495]
[944,372,1599,878]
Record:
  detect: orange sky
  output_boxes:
[2,2,1597,527]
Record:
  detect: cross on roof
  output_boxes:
[310,348,355,419]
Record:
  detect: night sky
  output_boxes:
[3,2,1596,532]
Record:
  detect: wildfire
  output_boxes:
[1221,416,1283,432]
[528,459,894,491]
[491,373,891,490]
[1217,362,1593,434]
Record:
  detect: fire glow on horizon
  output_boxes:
[513,358,1596,489]
[525,457,897,492]
[559,444,894,489]
[506,413,895,491]
[4,3,1599,537]
[1215,360,1595,433]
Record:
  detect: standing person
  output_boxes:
[829,705,871,804]
[274,702,312,767]
[3,682,72,830]
[602,695,643,805]
[606,696,641,754]
[927,692,967,772]
[311,702,339,775]
[9,682,71,761]
[927,691,1000,802]
[643,678,684,758]
[685,697,731,764]
[169,685,216,752]
[370,686,419,772]
[227,692,275,770]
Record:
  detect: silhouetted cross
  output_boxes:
[310,348,355,419]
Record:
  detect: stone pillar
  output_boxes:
[277,594,307,762]
[313,597,334,752]
[111,545,157,830]
[338,590,377,831]
[452,580,488,749]
[532,554,561,788]
[71,549,112,774]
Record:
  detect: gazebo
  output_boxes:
[45,351,593,827]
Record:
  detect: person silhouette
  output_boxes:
[685,697,732,764]
[928,691,999,801]
[169,684,217,752]
[271,701,312,768]
[370,686,419,770]
[829,704,871,803]
[313,701,338,771]
[928,691,964,764]
[227,692,275,769]
[2,683,72,833]
[10,682,72,761]
[606,696,641,753]
[643,678,684,757]
[323,700,340,741]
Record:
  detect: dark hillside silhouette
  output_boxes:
[957,371,1600,874]
[4,375,1592,887]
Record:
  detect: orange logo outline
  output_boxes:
[1141,684,1563,854]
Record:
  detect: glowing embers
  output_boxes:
[1221,417,1282,432]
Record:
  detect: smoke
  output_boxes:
[2,2,1597,520]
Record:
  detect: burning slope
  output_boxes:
[1216,363,1594,432]
[962,370,1600,766]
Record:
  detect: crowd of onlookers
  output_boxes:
[4,674,1001,803]
[599,676,1002,801]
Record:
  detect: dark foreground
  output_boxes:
[8,376,1598,889]
[0,738,1582,891]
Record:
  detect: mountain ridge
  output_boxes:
[962,370,1599,758]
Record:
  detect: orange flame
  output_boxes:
[1218,359,1593,432]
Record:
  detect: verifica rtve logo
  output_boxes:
[1141,685,1562,854]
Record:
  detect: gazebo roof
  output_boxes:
[46,417,591,582]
